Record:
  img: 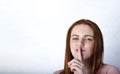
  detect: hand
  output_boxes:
[68,48,87,74]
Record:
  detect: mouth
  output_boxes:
[81,49,85,52]
[76,48,85,53]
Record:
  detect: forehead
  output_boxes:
[71,24,94,36]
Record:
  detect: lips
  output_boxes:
[81,49,85,52]
[80,48,85,52]
[76,48,85,52]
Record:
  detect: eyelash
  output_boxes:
[72,38,79,40]
[72,38,93,41]
[86,38,93,41]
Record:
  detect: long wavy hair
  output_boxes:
[61,19,104,74]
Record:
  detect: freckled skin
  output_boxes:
[70,24,94,61]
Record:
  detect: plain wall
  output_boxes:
[0,0,120,73]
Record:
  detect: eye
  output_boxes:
[86,38,93,41]
[72,38,79,40]
[87,38,93,41]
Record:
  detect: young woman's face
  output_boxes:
[70,24,94,61]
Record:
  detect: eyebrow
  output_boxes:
[71,34,79,37]
[84,35,94,37]
[71,34,94,37]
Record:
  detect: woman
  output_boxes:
[54,19,120,74]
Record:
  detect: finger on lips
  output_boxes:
[77,48,82,62]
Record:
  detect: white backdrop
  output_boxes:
[0,0,120,74]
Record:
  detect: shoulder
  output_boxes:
[53,70,63,74]
[97,64,120,74]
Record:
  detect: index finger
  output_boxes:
[77,48,82,62]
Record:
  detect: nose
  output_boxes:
[77,39,84,46]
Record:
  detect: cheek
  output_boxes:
[70,42,77,51]
[70,42,77,57]
[85,44,94,54]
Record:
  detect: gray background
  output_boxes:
[0,0,120,74]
